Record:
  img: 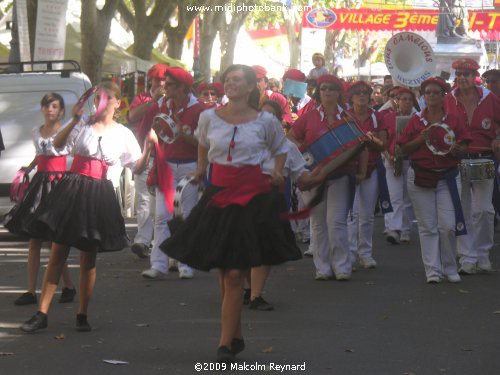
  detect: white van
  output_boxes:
[0,60,92,213]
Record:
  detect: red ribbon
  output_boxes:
[154,142,174,213]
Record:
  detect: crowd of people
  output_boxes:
[3,51,500,364]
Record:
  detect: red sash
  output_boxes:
[37,155,66,172]
[70,155,108,180]
[210,164,272,208]
[154,142,174,213]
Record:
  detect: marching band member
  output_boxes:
[288,75,366,281]
[444,59,500,274]
[399,77,471,283]
[4,93,76,306]
[197,81,224,108]
[160,64,301,363]
[128,63,168,259]
[383,87,418,244]
[347,81,389,270]
[140,67,206,280]
[482,69,500,97]
[20,81,152,332]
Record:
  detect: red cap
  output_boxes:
[197,82,224,96]
[147,64,168,79]
[316,74,344,91]
[165,67,193,87]
[452,58,479,71]
[212,82,224,96]
[348,80,373,93]
[252,65,267,80]
[283,68,306,82]
[421,77,451,94]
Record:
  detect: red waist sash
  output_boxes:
[210,164,272,208]
[37,155,66,172]
[70,155,108,180]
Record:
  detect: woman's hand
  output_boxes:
[72,105,84,121]
[189,169,206,184]
[270,169,284,187]
[146,128,158,147]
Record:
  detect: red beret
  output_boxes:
[147,64,168,79]
[197,82,224,96]
[348,80,373,93]
[317,74,344,91]
[283,68,306,82]
[452,58,479,71]
[395,87,414,97]
[165,67,193,87]
[252,65,267,80]
[421,77,450,94]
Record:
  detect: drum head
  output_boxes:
[426,123,456,156]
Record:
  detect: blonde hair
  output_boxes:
[98,81,121,99]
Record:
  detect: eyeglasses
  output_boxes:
[201,91,217,96]
[455,70,472,78]
[424,89,442,96]
[352,90,371,96]
[319,85,340,92]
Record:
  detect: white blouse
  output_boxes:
[261,139,306,183]
[32,125,71,156]
[196,108,287,167]
[66,121,141,169]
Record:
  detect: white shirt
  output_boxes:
[196,108,287,167]
[32,125,71,156]
[66,122,141,169]
[262,139,306,183]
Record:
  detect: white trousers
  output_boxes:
[133,160,155,246]
[348,169,379,262]
[303,176,352,276]
[290,187,310,240]
[383,159,412,234]
[407,167,459,279]
[457,172,495,266]
[150,161,198,274]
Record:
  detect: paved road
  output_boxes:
[1,218,500,375]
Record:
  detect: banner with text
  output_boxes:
[33,0,68,62]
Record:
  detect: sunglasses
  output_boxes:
[320,85,340,92]
[424,89,442,96]
[352,89,371,96]
[165,81,179,87]
[455,70,472,78]
[201,91,217,96]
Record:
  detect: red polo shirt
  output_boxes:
[444,86,500,150]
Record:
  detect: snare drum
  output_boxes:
[302,121,364,174]
[459,159,495,181]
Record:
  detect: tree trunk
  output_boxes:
[165,28,185,60]
[81,0,119,85]
[284,7,300,69]
[198,10,224,81]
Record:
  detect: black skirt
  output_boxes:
[3,171,63,237]
[25,173,128,252]
[160,186,302,271]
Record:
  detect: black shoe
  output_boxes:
[76,314,92,332]
[243,288,251,305]
[249,296,274,311]
[20,311,47,333]
[216,346,235,364]
[231,338,245,356]
[58,287,76,303]
[131,243,149,259]
[14,292,37,306]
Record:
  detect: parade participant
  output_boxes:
[384,75,394,86]
[444,58,500,274]
[482,69,500,97]
[306,78,318,98]
[282,68,316,120]
[308,52,329,80]
[252,65,293,125]
[20,81,152,332]
[288,75,367,281]
[383,87,418,244]
[3,93,76,306]
[347,81,389,270]
[268,78,281,93]
[399,77,471,283]
[197,81,224,107]
[127,64,168,259]
[371,84,384,110]
[160,64,301,363]
[140,67,206,280]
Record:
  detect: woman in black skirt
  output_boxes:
[3,93,76,306]
[20,81,152,333]
[160,65,302,363]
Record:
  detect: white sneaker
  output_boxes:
[141,268,166,280]
[386,230,400,245]
[335,273,351,281]
[426,276,441,284]
[359,257,377,269]
[315,272,333,281]
[478,260,493,272]
[400,232,411,243]
[179,268,194,279]
[446,274,462,283]
[458,263,477,275]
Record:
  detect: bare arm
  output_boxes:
[193,143,209,182]
[132,131,153,174]
[53,106,83,149]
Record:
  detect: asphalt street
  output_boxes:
[1,217,499,375]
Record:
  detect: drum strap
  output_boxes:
[443,169,467,236]
[376,158,393,214]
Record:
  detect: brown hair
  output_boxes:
[98,81,121,99]
[221,64,260,110]
[40,92,65,111]
[260,100,283,122]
